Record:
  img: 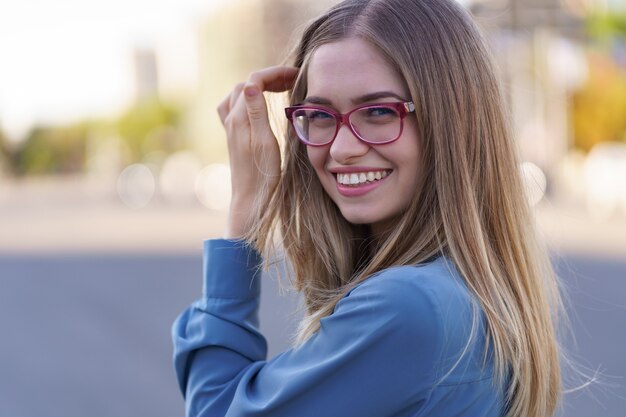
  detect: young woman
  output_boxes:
[173,0,563,416]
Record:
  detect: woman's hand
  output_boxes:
[217,66,299,239]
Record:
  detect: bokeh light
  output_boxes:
[584,142,626,219]
[159,150,202,205]
[521,161,548,206]
[195,163,231,211]
[117,163,156,209]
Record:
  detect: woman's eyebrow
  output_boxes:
[302,91,407,106]
[353,91,406,104]
[302,96,332,105]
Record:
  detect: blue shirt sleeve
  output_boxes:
[172,239,500,417]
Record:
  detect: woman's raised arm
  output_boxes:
[216,66,298,239]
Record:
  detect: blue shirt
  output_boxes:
[172,239,505,416]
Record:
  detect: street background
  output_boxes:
[0,180,625,417]
[1,0,626,416]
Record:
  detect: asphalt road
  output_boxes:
[0,252,624,417]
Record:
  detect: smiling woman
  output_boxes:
[172,1,564,416]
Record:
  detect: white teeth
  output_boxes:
[336,170,391,185]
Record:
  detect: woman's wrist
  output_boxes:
[224,198,254,239]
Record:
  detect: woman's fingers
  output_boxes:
[242,84,270,135]
[217,65,301,154]
[217,66,298,126]
[248,66,299,93]
[217,83,245,125]
[229,83,245,110]
[217,95,229,125]
[230,83,245,116]
[217,94,233,125]
[241,66,298,144]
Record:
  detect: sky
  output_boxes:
[0,0,227,141]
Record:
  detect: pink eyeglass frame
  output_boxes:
[284,101,415,146]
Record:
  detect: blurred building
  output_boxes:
[471,0,588,37]
[188,0,336,161]
[0,149,6,178]
[469,0,599,189]
[133,48,160,103]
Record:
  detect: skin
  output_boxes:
[218,37,421,238]
[305,37,421,235]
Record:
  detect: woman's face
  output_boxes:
[305,37,422,235]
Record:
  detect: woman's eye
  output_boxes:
[308,110,332,120]
[367,107,396,117]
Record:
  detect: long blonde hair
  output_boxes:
[248,0,562,416]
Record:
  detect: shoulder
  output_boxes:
[341,256,490,382]
[347,256,474,321]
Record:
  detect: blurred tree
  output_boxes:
[571,52,626,152]
[0,128,10,174]
[586,9,626,68]
[587,9,626,39]
[2,99,185,177]
[116,98,183,162]
[14,123,91,176]
[571,9,626,152]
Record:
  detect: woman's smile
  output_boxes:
[329,166,393,196]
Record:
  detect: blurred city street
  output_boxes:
[0,177,625,417]
[1,0,626,415]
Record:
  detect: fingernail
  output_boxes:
[244,86,259,97]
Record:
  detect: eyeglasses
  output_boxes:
[284,101,415,146]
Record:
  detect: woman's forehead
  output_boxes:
[305,38,408,101]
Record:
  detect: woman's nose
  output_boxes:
[328,124,370,163]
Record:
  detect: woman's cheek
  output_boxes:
[306,146,328,179]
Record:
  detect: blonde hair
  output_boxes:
[247,0,563,416]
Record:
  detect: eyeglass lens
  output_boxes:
[292,106,402,145]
